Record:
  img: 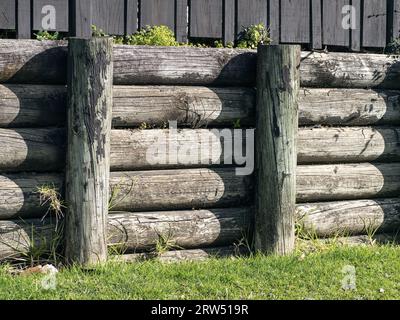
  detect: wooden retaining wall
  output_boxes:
[1,39,400,261]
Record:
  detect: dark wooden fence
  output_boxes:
[0,1,400,49]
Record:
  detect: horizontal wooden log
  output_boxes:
[112,86,255,127]
[297,163,400,202]
[298,127,400,164]
[0,219,58,261]
[0,85,66,127]
[296,198,400,237]
[0,207,252,260]
[114,246,247,263]
[0,85,254,128]
[0,128,65,172]
[108,208,252,252]
[0,40,67,84]
[299,89,400,126]
[3,85,400,128]
[3,126,400,172]
[300,51,400,89]
[108,168,252,211]
[0,168,252,219]
[0,173,64,219]
[2,40,400,89]
[112,45,257,86]
[3,163,400,219]
[0,40,257,86]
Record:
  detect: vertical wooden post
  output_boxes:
[65,38,113,265]
[254,45,300,255]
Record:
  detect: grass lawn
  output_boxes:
[0,243,399,300]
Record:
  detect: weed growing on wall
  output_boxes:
[102,24,270,48]
[236,24,271,49]
[35,30,62,40]
[126,25,178,46]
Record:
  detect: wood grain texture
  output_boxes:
[108,208,252,252]
[3,125,400,172]
[190,0,222,38]
[0,168,252,219]
[280,0,310,43]
[0,173,64,219]
[65,38,113,265]
[112,86,255,127]
[3,85,400,128]
[0,40,67,84]
[362,0,387,48]
[3,163,400,219]
[297,198,400,237]
[2,41,400,88]
[0,207,251,261]
[297,163,400,202]
[322,0,350,47]
[0,85,66,127]
[17,0,31,39]
[298,127,400,164]
[255,45,300,255]
[0,218,58,261]
[0,85,254,128]
[139,0,175,31]
[299,89,400,126]
[300,51,400,89]
[0,128,65,172]
[112,45,257,86]
[91,0,125,35]
[0,0,15,29]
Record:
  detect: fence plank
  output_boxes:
[92,0,125,35]
[311,0,322,49]
[223,0,235,44]
[0,0,15,29]
[393,0,400,38]
[32,0,69,32]
[190,0,223,38]
[323,0,350,47]
[268,0,280,44]
[17,0,31,38]
[237,0,268,34]
[363,0,387,48]
[351,0,361,51]
[70,0,92,38]
[140,0,175,31]
[280,0,310,43]
[176,0,188,42]
[125,0,138,34]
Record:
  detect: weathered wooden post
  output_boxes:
[65,38,113,265]
[254,45,301,255]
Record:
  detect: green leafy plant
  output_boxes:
[126,25,178,46]
[91,25,108,37]
[236,23,271,49]
[35,30,61,41]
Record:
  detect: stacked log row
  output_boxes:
[1,40,400,260]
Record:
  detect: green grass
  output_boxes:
[0,244,399,300]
